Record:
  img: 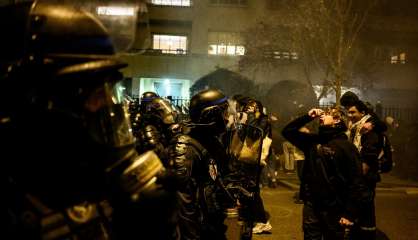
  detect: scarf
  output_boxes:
[347,114,371,151]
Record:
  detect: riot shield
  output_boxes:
[226,123,265,240]
[228,123,264,166]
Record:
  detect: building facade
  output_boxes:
[121,0,268,101]
[121,0,418,111]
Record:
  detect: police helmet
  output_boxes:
[146,97,178,125]
[140,91,159,113]
[189,89,229,131]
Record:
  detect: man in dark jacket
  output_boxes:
[282,108,370,240]
[340,91,387,134]
[346,100,383,240]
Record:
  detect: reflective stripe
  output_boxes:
[212,96,228,105]
[142,96,157,102]
[190,96,228,115]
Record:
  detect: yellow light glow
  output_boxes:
[97,6,135,16]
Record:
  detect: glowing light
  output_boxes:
[164,79,171,96]
[97,6,135,16]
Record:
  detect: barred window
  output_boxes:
[151,0,191,7]
[208,32,245,56]
[153,34,188,54]
[262,50,299,60]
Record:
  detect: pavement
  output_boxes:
[255,180,418,240]
[255,171,418,240]
[275,171,418,195]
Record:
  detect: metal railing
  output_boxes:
[381,107,418,122]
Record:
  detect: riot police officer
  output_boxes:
[1,1,174,239]
[140,91,160,114]
[188,89,238,240]
[137,94,214,239]
[136,97,177,159]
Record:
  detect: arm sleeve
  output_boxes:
[261,136,272,162]
[369,112,387,133]
[360,131,381,167]
[167,137,196,189]
[260,117,273,161]
[281,114,316,152]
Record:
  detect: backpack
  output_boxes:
[378,134,394,173]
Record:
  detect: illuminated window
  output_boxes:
[208,32,245,56]
[151,0,191,6]
[391,55,398,64]
[282,52,290,59]
[140,78,191,100]
[153,34,188,54]
[210,0,248,6]
[154,81,183,97]
[390,52,407,64]
[400,52,406,64]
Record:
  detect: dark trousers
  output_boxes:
[294,161,304,200]
[303,202,345,240]
[296,160,304,181]
[352,189,376,240]
[253,193,269,223]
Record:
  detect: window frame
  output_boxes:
[208,31,245,56]
[151,33,189,55]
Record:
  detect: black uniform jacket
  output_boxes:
[282,115,371,221]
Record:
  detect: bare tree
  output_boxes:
[240,0,379,105]
[297,0,379,105]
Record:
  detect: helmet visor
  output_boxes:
[84,81,134,147]
[36,0,149,53]
[198,102,229,125]
[93,1,150,53]
[151,99,177,125]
